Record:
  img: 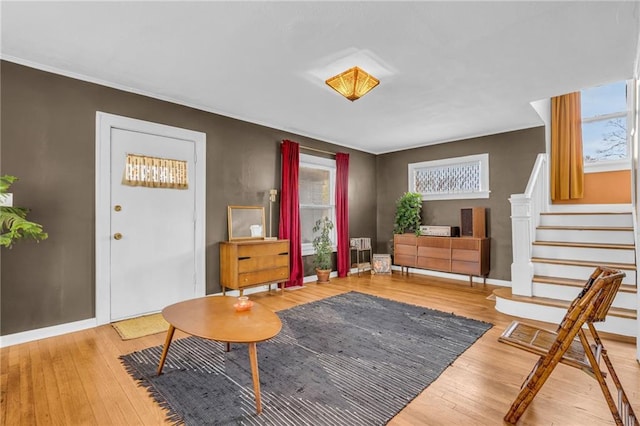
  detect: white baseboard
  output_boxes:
[0,268,508,348]
[0,318,97,348]
[303,271,339,284]
[390,265,511,287]
[547,203,632,213]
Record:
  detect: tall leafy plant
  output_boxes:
[393,192,423,235]
[0,175,48,248]
[312,216,334,270]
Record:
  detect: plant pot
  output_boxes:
[316,268,331,284]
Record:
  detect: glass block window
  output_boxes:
[123,153,188,189]
[408,154,490,200]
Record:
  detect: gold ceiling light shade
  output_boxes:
[325,66,379,101]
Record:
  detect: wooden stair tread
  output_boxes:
[493,288,636,320]
[532,241,634,250]
[532,275,636,293]
[531,257,637,270]
[537,225,633,231]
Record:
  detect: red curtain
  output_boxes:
[336,153,350,277]
[278,140,303,288]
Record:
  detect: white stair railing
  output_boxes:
[509,153,549,296]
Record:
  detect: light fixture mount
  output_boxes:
[325,66,379,101]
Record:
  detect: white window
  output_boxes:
[581,80,631,172]
[408,153,490,200]
[299,153,336,255]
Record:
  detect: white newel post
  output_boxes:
[510,194,534,296]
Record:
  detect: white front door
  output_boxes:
[96,113,206,324]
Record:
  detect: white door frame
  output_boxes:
[95,112,206,325]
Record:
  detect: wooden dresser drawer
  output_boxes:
[396,244,417,256]
[418,236,451,249]
[418,246,450,259]
[451,238,480,250]
[394,254,416,267]
[452,249,480,262]
[238,254,288,273]
[417,257,450,271]
[238,266,290,287]
[451,260,481,276]
[394,234,417,246]
[238,241,288,257]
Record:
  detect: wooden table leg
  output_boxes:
[156,324,176,376]
[248,342,262,414]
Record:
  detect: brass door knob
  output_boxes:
[114,233,123,240]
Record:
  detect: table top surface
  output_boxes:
[162,296,282,343]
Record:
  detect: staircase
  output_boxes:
[495,211,638,338]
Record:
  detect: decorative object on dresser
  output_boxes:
[393,234,490,285]
[419,225,460,237]
[460,207,486,238]
[312,216,334,283]
[393,191,423,235]
[265,189,278,240]
[227,205,265,240]
[219,239,290,295]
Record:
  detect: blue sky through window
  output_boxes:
[581,81,627,163]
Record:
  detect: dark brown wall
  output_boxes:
[0,61,377,335]
[376,127,545,281]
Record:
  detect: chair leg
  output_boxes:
[584,324,638,426]
[504,358,553,424]
[505,324,586,424]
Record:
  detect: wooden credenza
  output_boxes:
[219,239,290,295]
[394,234,490,284]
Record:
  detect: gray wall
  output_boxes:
[1,60,544,336]
[0,61,377,335]
[376,127,545,281]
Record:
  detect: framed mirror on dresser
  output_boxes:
[221,205,290,295]
[227,205,265,240]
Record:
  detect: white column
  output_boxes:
[510,194,534,296]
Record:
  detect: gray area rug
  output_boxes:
[120,291,492,425]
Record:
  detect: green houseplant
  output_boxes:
[393,192,423,235]
[312,216,334,283]
[0,175,48,248]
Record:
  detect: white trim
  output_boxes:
[584,159,631,173]
[303,270,340,283]
[299,153,337,256]
[95,112,206,326]
[408,153,490,201]
[389,265,510,287]
[0,318,97,348]
[547,203,633,213]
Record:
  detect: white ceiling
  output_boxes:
[2,1,639,154]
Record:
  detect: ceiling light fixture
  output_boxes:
[325,66,379,101]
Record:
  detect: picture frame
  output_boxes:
[372,254,391,274]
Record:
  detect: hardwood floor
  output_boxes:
[1,272,638,425]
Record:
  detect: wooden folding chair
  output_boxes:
[499,266,638,426]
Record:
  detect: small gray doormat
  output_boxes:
[121,292,492,425]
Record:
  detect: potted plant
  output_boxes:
[0,175,48,248]
[393,192,423,235]
[312,216,334,283]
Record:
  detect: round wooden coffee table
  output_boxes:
[156,296,282,414]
